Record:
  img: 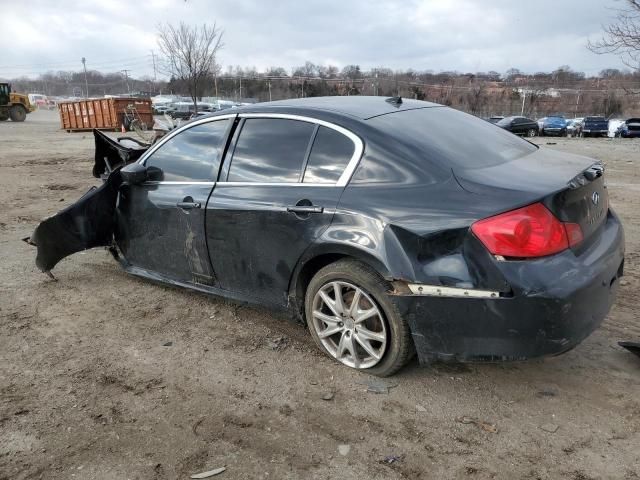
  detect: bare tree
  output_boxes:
[465,83,487,115]
[588,0,640,69]
[157,22,223,113]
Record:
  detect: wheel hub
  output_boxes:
[344,317,355,331]
[311,280,388,369]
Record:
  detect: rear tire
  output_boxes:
[527,129,536,137]
[9,105,26,122]
[305,259,414,377]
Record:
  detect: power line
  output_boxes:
[2,60,155,78]
[0,54,152,70]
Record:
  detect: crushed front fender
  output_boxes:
[28,171,122,273]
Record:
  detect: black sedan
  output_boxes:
[29,97,624,376]
[496,116,539,137]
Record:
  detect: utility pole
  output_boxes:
[150,50,157,92]
[374,70,379,96]
[81,57,89,98]
[239,75,242,101]
[520,89,527,116]
[268,80,272,102]
[121,70,131,94]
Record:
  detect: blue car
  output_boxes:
[615,118,640,138]
[540,116,567,137]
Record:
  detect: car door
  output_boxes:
[115,116,234,286]
[511,117,524,135]
[206,114,362,305]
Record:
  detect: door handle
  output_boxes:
[287,205,324,214]
[177,201,201,209]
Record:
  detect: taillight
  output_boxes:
[471,202,583,258]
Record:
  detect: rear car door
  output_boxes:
[206,114,362,305]
[116,116,234,286]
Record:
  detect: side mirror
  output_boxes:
[121,162,148,185]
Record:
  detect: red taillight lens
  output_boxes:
[564,222,584,247]
[471,203,583,258]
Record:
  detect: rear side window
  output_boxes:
[145,119,230,181]
[227,118,315,183]
[303,126,355,183]
[369,107,537,169]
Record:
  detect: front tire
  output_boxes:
[527,128,536,137]
[305,259,414,377]
[9,105,26,122]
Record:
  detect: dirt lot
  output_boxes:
[1,109,639,479]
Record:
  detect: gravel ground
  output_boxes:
[1,109,639,479]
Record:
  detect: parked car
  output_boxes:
[614,118,640,138]
[566,118,583,137]
[29,96,624,376]
[153,105,171,115]
[580,116,609,137]
[496,116,538,136]
[170,103,197,119]
[540,116,567,136]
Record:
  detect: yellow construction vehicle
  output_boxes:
[0,82,35,122]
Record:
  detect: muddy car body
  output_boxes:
[30,97,625,376]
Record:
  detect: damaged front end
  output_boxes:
[26,130,149,274]
[92,129,149,179]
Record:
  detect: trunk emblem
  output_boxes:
[592,192,600,205]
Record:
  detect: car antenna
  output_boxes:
[385,96,402,105]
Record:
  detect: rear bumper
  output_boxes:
[621,131,640,138]
[391,210,625,363]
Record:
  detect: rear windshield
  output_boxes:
[369,107,537,169]
[585,117,605,122]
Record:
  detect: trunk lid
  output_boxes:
[454,148,608,244]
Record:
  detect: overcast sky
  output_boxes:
[0,0,629,79]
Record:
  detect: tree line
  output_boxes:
[4,64,639,118]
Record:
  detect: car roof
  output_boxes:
[227,96,442,120]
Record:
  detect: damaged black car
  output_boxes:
[29,96,625,376]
